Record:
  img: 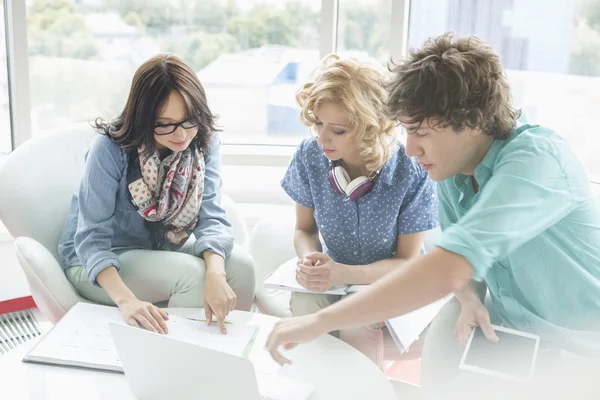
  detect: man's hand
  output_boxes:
[266,313,328,365]
[295,252,345,292]
[454,299,499,346]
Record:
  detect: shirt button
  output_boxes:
[500,290,510,297]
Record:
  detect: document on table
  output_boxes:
[22,302,258,372]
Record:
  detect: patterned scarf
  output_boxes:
[128,143,205,248]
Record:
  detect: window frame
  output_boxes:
[1,0,599,230]
[3,0,30,153]
[2,0,411,167]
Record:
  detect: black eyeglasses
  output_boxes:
[154,120,198,135]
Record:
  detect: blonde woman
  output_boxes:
[280,54,438,365]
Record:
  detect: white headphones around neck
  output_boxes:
[328,161,378,201]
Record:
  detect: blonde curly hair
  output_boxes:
[296,54,396,172]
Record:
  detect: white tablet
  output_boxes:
[459,324,540,383]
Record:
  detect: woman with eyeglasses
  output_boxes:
[58,54,255,334]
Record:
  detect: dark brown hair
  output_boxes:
[95,53,219,155]
[385,33,520,139]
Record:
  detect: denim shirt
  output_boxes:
[58,134,233,285]
[281,138,438,266]
[436,116,600,356]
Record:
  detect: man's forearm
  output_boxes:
[318,247,474,332]
[454,279,487,305]
[294,229,322,259]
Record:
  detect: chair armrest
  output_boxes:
[14,237,82,323]
[248,210,296,318]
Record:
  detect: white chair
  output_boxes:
[249,209,296,317]
[0,124,250,324]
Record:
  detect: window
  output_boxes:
[408,0,600,182]
[337,0,391,64]
[25,0,323,145]
[0,0,11,154]
[6,0,597,206]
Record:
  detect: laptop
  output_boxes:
[108,322,315,400]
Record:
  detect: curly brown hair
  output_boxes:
[385,33,520,139]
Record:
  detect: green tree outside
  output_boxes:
[570,0,600,76]
[27,0,98,59]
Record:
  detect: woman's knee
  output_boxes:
[65,266,114,305]
[290,292,339,317]
[168,253,206,294]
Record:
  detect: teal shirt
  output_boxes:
[436,116,600,357]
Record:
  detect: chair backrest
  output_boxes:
[0,124,97,261]
[0,125,249,262]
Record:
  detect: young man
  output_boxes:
[266,34,600,397]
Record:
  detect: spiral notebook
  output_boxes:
[22,302,259,372]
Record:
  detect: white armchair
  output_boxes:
[0,125,249,323]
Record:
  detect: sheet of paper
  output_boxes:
[264,258,349,295]
[25,303,257,371]
[246,320,283,376]
[26,303,123,369]
[165,315,258,357]
[386,294,453,350]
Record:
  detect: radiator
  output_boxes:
[0,310,42,355]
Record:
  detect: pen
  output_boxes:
[164,312,233,325]
[181,317,233,325]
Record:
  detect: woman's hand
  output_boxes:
[295,252,345,292]
[204,271,237,334]
[118,298,169,334]
[97,267,168,334]
[266,313,329,365]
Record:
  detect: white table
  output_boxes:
[0,308,397,400]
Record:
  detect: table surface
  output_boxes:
[0,307,397,400]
